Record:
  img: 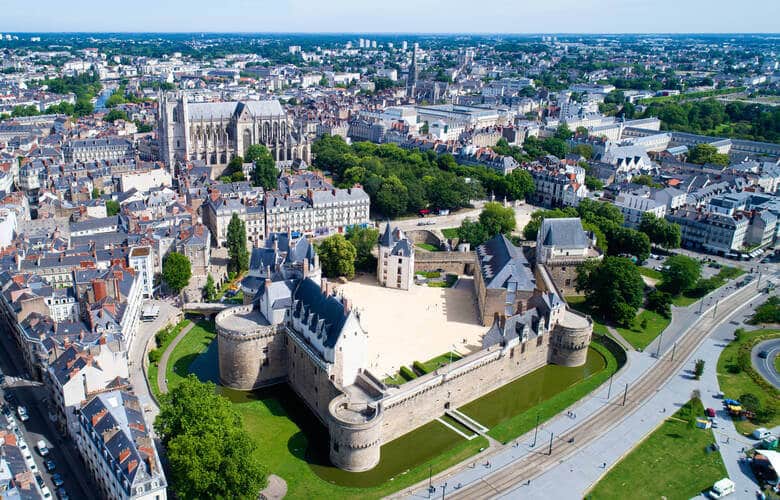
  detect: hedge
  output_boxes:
[399,366,417,381]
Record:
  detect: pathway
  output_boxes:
[605,326,632,352]
[157,321,195,395]
[393,276,772,499]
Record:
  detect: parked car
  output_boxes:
[56,487,69,500]
[711,418,719,428]
[36,439,49,456]
[706,408,716,418]
[35,475,45,489]
[753,427,772,440]
[41,486,52,499]
[44,459,56,472]
[51,474,64,487]
[708,477,735,498]
[1,404,10,417]
[3,392,16,406]
[16,406,28,422]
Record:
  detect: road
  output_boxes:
[0,334,95,499]
[752,338,780,390]
[128,299,180,425]
[407,279,768,499]
[390,200,537,236]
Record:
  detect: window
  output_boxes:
[537,335,543,347]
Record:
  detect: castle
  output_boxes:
[376,224,415,290]
[217,229,594,472]
[157,92,311,167]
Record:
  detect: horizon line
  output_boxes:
[1,31,780,36]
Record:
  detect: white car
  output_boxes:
[16,405,28,422]
[40,486,52,499]
[36,440,49,456]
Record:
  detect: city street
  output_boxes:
[752,338,780,390]
[0,333,94,499]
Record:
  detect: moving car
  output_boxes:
[759,351,769,359]
[16,405,28,422]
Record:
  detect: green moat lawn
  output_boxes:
[167,319,621,497]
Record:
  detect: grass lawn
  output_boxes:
[419,351,463,372]
[416,243,440,252]
[637,266,663,281]
[671,294,699,307]
[147,319,190,400]
[775,354,780,375]
[615,309,671,351]
[716,328,780,435]
[427,275,457,288]
[234,387,487,499]
[460,342,618,443]
[164,320,217,392]
[587,399,727,500]
[441,228,459,239]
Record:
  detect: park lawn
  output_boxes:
[616,309,671,351]
[671,293,698,307]
[147,319,190,400]
[587,399,727,500]
[420,351,463,373]
[775,354,780,375]
[416,243,439,252]
[461,342,618,443]
[164,320,217,392]
[237,395,487,499]
[441,228,459,239]
[716,328,780,435]
[637,266,663,281]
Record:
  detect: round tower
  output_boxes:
[327,395,383,472]
[549,310,593,367]
[216,305,283,390]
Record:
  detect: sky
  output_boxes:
[2,0,779,34]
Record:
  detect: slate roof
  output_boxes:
[187,100,285,121]
[476,234,535,291]
[292,278,348,348]
[538,218,589,248]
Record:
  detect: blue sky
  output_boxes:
[2,0,779,33]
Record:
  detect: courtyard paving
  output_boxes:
[335,274,487,378]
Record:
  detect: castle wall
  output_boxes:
[549,322,592,367]
[414,251,475,276]
[378,335,549,443]
[327,396,383,472]
[286,328,342,424]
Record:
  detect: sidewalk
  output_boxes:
[400,277,773,499]
[157,321,195,394]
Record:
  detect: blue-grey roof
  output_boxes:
[292,278,348,348]
[476,234,535,291]
[539,218,589,248]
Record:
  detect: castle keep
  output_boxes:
[216,229,593,472]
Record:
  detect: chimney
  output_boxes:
[320,278,328,295]
[343,297,351,314]
[302,258,309,277]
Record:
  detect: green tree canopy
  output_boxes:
[457,219,490,246]
[687,143,731,166]
[346,225,380,272]
[203,274,217,302]
[226,155,244,177]
[638,212,681,249]
[504,169,535,201]
[162,252,192,294]
[246,144,278,190]
[522,207,579,240]
[155,375,267,500]
[227,213,249,274]
[375,175,409,218]
[661,255,702,294]
[576,256,645,326]
[105,200,120,216]
[318,234,357,279]
[478,202,516,237]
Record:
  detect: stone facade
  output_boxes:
[158,92,311,167]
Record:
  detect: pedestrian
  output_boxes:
[726,437,730,444]
[602,462,606,469]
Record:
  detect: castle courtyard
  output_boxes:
[334,274,487,378]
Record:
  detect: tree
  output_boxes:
[571,143,593,159]
[694,359,705,380]
[646,289,672,318]
[457,219,490,246]
[91,187,101,200]
[554,123,573,141]
[585,175,604,191]
[226,155,244,176]
[346,225,379,272]
[318,234,357,279]
[246,144,278,190]
[541,137,568,159]
[104,109,128,122]
[739,393,761,415]
[576,257,644,326]
[575,126,589,137]
[478,202,516,237]
[155,375,267,499]
[105,200,120,216]
[688,143,730,166]
[661,255,702,294]
[162,252,192,294]
[638,213,681,249]
[375,175,409,218]
[226,214,249,275]
[203,274,217,302]
[606,226,650,263]
[504,169,535,201]
[631,174,662,188]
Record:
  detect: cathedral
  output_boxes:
[157,92,311,167]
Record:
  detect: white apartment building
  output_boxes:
[614,192,668,228]
[128,246,154,299]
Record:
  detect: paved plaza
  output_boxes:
[335,274,487,377]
